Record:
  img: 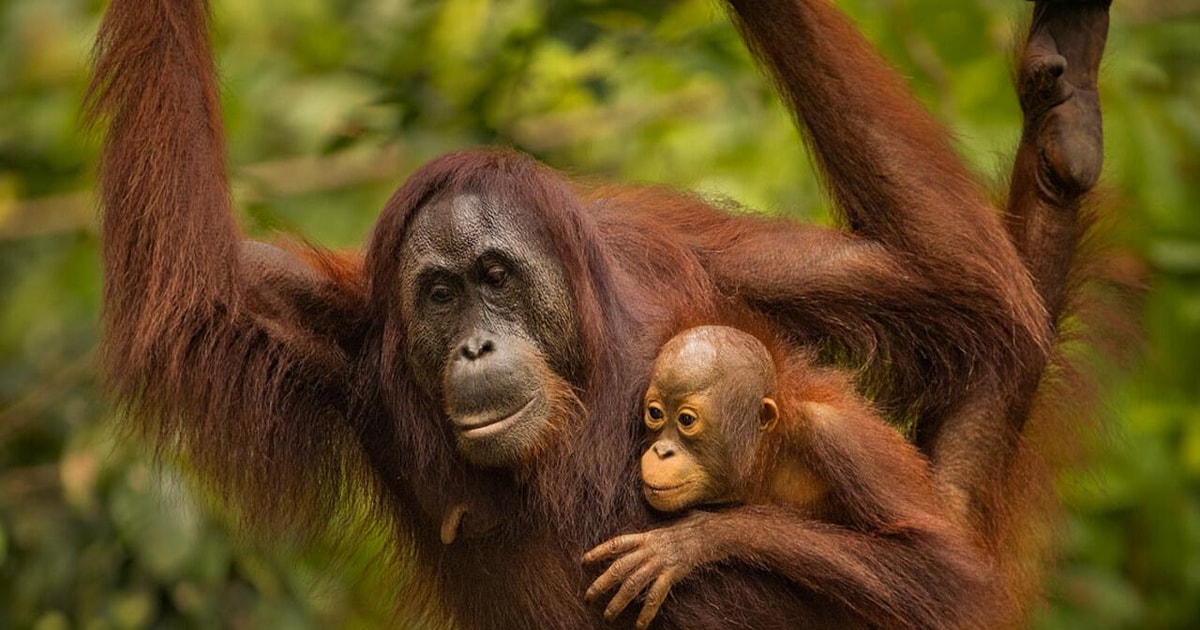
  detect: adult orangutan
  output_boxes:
[87,0,1112,627]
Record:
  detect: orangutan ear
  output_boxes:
[759,397,779,432]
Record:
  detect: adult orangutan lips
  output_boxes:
[456,397,538,439]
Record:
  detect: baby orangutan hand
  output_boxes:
[583,512,725,629]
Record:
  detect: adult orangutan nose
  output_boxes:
[458,334,496,361]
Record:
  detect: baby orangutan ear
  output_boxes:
[760,398,779,432]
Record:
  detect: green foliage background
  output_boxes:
[1,0,1197,627]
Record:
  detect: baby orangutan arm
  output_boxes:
[584,508,967,629]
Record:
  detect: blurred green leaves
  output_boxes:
[1,0,1198,627]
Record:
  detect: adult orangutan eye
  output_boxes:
[429,283,454,304]
[484,264,508,288]
[678,412,697,428]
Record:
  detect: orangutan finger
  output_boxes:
[583,534,645,564]
[586,548,650,601]
[604,564,658,622]
[635,574,676,629]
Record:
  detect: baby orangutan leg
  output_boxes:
[1007,0,1111,316]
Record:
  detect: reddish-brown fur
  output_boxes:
[586,319,1002,628]
[87,0,1115,627]
[755,343,1002,628]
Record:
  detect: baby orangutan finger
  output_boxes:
[583,534,645,564]
[604,563,659,622]
[635,574,678,629]
[586,548,650,601]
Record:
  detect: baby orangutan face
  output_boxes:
[640,326,779,513]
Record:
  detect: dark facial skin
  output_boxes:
[397,193,579,467]
[641,326,779,513]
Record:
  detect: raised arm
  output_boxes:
[696,0,1124,531]
[704,0,1047,406]
[87,0,365,529]
[726,0,1004,258]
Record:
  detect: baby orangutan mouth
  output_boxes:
[643,481,692,505]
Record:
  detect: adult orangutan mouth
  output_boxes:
[457,397,538,440]
[644,481,691,496]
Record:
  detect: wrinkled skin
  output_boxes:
[1020,0,1109,195]
[1006,0,1112,320]
[396,193,580,467]
[584,513,720,629]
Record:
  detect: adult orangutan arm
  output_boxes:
[87,0,365,528]
[699,0,1111,527]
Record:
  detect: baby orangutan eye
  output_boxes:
[645,403,667,430]
[678,412,697,428]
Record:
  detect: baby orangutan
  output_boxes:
[584,326,999,629]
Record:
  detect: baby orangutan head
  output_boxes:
[640,326,779,512]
